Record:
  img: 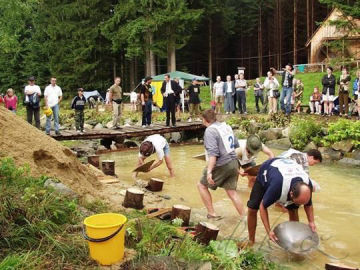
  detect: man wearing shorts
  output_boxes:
[198,109,245,219]
[247,158,317,244]
[212,76,224,114]
[136,134,174,177]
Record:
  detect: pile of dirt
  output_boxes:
[0,106,102,200]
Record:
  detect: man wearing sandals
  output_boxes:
[197,109,245,219]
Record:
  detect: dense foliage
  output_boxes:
[321,119,360,148]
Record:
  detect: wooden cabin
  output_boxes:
[306,8,360,63]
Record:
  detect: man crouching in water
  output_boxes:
[197,109,245,219]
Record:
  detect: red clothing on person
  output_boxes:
[4,95,18,110]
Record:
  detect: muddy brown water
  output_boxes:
[102,144,360,269]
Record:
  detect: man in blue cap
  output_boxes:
[187,78,201,122]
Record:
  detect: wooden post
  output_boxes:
[123,188,144,209]
[171,205,191,226]
[88,155,100,168]
[325,263,358,270]
[194,222,219,245]
[101,160,115,176]
[146,178,164,192]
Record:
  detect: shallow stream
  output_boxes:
[102,144,360,269]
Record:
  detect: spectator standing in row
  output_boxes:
[322,67,336,116]
[71,88,86,134]
[24,76,41,129]
[109,77,122,129]
[338,66,351,117]
[141,76,153,127]
[294,79,304,113]
[353,69,360,120]
[235,73,248,114]
[264,70,280,114]
[309,87,322,114]
[4,88,17,113]
[253,78,264,114]
[44,77,62,135]
[223,75,235,114]
[212,76,224,114]
[174,77,183,121]
[130,90,138,112]
[187,78,201,122]
[280,64,295,116]
[161,74,181,127]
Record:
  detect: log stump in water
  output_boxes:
[146,178,164,192]
[123,188,144,209]
[171,205,191,226]
[194,222,219,245]
[101,160,115,175]
[325,263,359,270]
[88,155,100,168]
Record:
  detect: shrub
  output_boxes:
[289,119,322,150]
[321,119,360,148]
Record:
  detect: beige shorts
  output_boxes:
[215,95,224,104]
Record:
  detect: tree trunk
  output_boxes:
[278,0,282,69]
[171,205,191,226]
[208,18,213,83]
[325,263,358,270]
[146,178,164,192]
[167,39,176,72]
[88,155,100,168]
[145,32,151,76]
[113,58,117,78]
[194,222,219,245]
[307,0,311,62]
[129,58,135,90]
[123,188,144,209]
[149,32,156,76]
[101,160,115,176]
[258,5,263,77]
[293,0,297,65]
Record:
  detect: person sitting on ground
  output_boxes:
[198,109,245,219]
[254,78,264,113]
[71,88,87,134]
[136,134,174,177]
[247,158,317,244]
[294,79,304,113]
[187,78,201,122]
[4,88,18,113]
[130,90,138,112]
[309,87,322,114]
[235,135,274,188]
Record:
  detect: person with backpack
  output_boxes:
[24,76,42,128]
[71,88,87,134]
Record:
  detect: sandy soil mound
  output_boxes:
[0,106,101,199]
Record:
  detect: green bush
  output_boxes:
[289,119,322,150]
[321,119,360,148]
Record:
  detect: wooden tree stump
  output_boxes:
[325,263,359,270]
[171,205,191,226]
[194,222,219,245]
[101,160,115,176]
[146,178,164,192]
[123,188,144,209]
[88,155,100,168]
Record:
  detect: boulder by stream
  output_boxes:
[259,128,283,141]
[265,138,292,150]
[318,147,342,161]
[332,140,354,153]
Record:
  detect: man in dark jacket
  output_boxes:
[161,74,181,127]
[280,64,295,115]
[141,76,153,127]
[321,66,336,116]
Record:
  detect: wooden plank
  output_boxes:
[146,208,172,219]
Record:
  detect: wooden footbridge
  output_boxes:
[51,121,205,141]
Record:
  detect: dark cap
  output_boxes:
[28,76,35,81]
[77,88,84,92]
[140,141,154,157]
[145,76,152,82]
[286,63,293,70]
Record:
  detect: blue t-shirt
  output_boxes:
[257,158,313,208]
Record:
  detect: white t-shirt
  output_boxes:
[213,81,224,96]
[165,81,174,96]
[130,91,138,102]
[24,85,41,95]
[44,84,62,107]
[140,134,167,160]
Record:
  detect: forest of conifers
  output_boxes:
[0,0,358,94]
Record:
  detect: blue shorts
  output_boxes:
[163,143,170,156]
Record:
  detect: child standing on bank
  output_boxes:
[130,90,138,111]
[71,88,87,134]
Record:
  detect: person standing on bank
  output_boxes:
[161,74,180,127]
[198,109,245,219]
[247,158,317,244]
[254,78,264,113]
[280,64,295,116]
[108,77,122,129]
[140,76,153,127]
[24,76,41,129]
[264,70,280,114]
[337,66,351,118]
[235,74,248,114]
[212,76,224,114]
[322,67,336,116]
[44,77,62,135]
[71,88,86,134]
[353,69,360,120]
[4,88,18,113]
[187,78,201,122]
[223,75,235,114]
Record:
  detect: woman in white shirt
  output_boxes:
[212,76,224,114]
[130,91,138,111]
[264,71,280,114]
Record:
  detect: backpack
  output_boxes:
[27,93,40,109]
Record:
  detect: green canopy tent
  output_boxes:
[151,71,210,82]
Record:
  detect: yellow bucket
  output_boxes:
[83,213,127,265]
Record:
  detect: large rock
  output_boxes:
[94,123,104,130]
[265,138,291,150]
[304,141,317,152]
[106,121,114,129]
[86,120,98,126]
[44,179,78,198]
[123,139,140,148]
[338,158,360,167]
[70,146,94,157]
[259,128,283,141]
[351,149,360,160]
[83,123,93,130]
[282,127,290,138]
[332,140,354,153]
[318,147,342,161]
[247,121,263,134]
[170,132,182,143]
